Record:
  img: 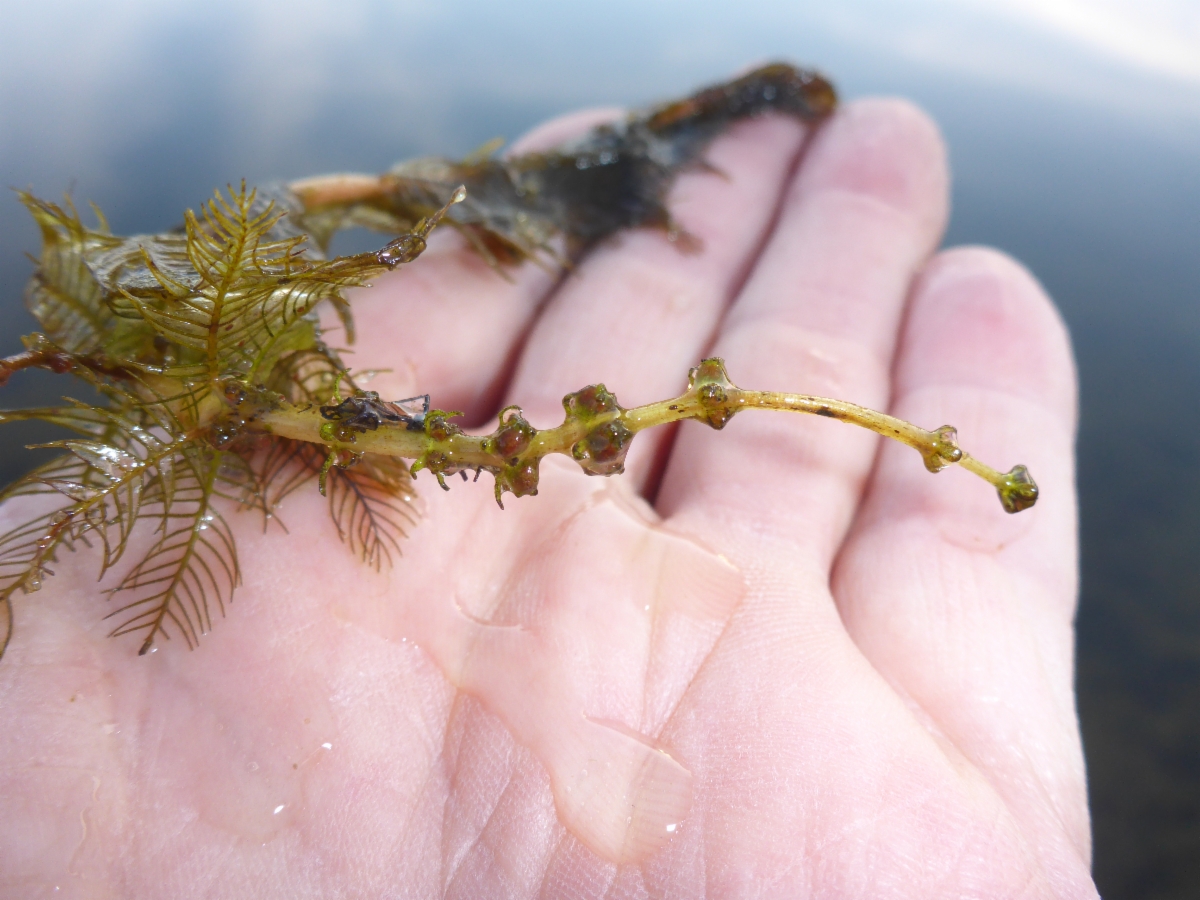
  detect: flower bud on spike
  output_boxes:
[998,465,1039,513]
[922,425,963,473]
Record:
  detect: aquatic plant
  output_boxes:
[0,64,1037,659]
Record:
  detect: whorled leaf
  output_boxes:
[106,184,387,380]
[0,506,79,598]
[1,388,190,578]
[19,193,122,354]
[325,452,419,571]
[0,491,90,658]
[104,449,240,655]
[0,401,111,442]
[250,438,418,569]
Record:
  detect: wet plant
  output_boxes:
[0,64,1037,659]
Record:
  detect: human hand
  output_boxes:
[0,97,1098,898]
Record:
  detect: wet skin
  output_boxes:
[0,99,1097,897]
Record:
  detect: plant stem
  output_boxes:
[249,358,1038,513]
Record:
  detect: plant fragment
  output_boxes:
[0,63,1034,660]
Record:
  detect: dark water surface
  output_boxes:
[2,2,1198,895]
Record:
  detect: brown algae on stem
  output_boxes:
[257,356,1037,514]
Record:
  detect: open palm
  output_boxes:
[1,98,1097,898]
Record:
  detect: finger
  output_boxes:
[503,113,812,491]
[832,247,1090,861]
[318,109,622,421]
[505,107,624,157]
[659,99,949,570]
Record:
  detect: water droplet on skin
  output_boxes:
[321,742,332,750]
[549,719,693,863]
[183,694,332,844]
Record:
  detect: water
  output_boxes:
[2,1,1198,894]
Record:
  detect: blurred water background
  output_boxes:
[1,1,1197,894]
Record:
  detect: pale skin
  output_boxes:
[0,98,1098,897]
